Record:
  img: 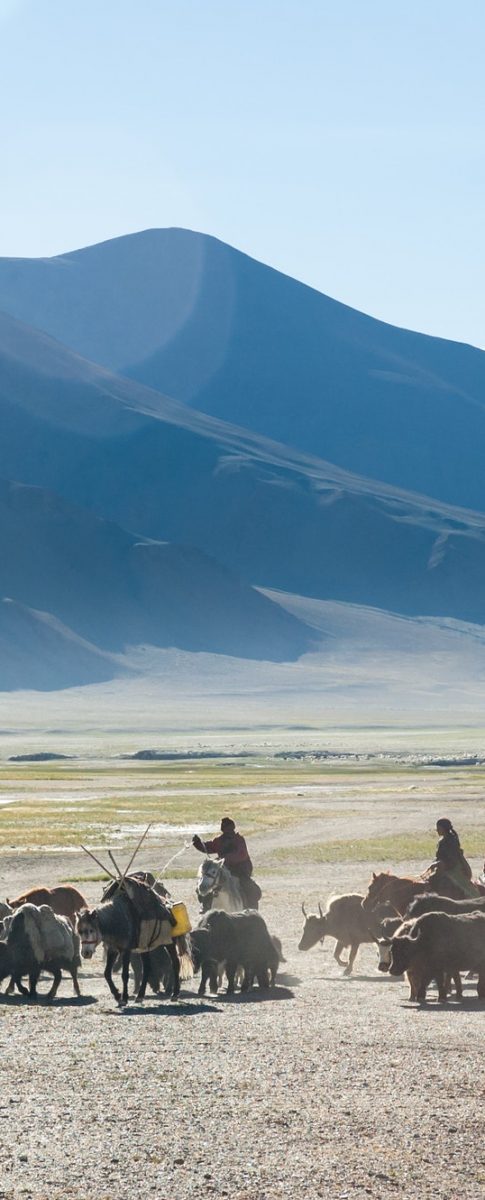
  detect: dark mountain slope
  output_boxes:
[0,229,484,510]
[1,313,485,622]
[0,479,312,663]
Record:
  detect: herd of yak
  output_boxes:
[2,861,485,1006]
[0,868,283,1006]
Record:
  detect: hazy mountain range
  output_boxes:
[0,228,484,691]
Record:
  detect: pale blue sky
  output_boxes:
[1,0,484,346]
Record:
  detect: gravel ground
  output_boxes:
[0,867,484,1200]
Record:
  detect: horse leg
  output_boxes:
[136,953,151,1002]
[343,942,359,976]
[46,968,62,1001]
[104,948,122,1004]
[333,940,347,966]
[70,964,81,998]
[121,950,131,1006]
[167,942,180,998]
[131,953,143,996]
[14,975,29,997]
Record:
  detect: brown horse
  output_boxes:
[7,886,88,929]
[361,871,477,918]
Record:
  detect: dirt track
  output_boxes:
[1,864,484,1200]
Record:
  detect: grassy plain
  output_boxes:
[0,757,331,851]
[271,828,485,864]
[2,757,485,875]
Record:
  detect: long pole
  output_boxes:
[118,823,152,888]
[79,844,117,880]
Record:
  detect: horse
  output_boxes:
[7,885,88,929]
[196,858,245,913]
[361,870,478,918]
[76,876,188,1006]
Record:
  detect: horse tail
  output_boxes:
[175,934,194,980]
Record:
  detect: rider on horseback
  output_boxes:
[425,818,476,897]
[192,818,261,908]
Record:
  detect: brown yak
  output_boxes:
[7,885,87,929]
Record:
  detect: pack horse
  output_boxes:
[77,875,186,1006]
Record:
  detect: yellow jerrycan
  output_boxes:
[169,901,191,937]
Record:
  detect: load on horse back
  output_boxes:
[77,873,191,1006]
[192,817,262,912]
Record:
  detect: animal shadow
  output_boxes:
[318,972,395,984]
[0,993,96,1007]
[119,999,222,1016]
[404,996,485,1014]
[217,985,294,1004]
[277,972,302,987]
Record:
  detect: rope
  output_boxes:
[153,840,192,883]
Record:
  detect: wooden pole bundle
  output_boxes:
[80,823,153,890]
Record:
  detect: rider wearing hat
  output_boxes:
[192,817,257,906]
[426,817,476,897]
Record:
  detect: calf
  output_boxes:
[388,911,485,1002]
[298,894,376,974]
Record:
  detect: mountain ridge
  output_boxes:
[1,228,484,511]
[1,311,485,627]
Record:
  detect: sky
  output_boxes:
[1,0,484,347]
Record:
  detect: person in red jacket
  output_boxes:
[192,817,260,907]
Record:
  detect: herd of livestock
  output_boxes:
[1,856,485,1006]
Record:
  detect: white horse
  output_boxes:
[196,858,245,913]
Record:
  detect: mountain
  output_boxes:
[1,229,485,512]
[0,597,123,691]
[1,312,485,626]
[0,479,313,681]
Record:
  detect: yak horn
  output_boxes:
[318,902,324,918]
[301,901,308,917]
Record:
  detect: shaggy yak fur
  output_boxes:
[387,911,485,1002]
[197,909,277,993]
[404,893,485,920]
[0,904,81,1000]
[375,918,461,1001]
